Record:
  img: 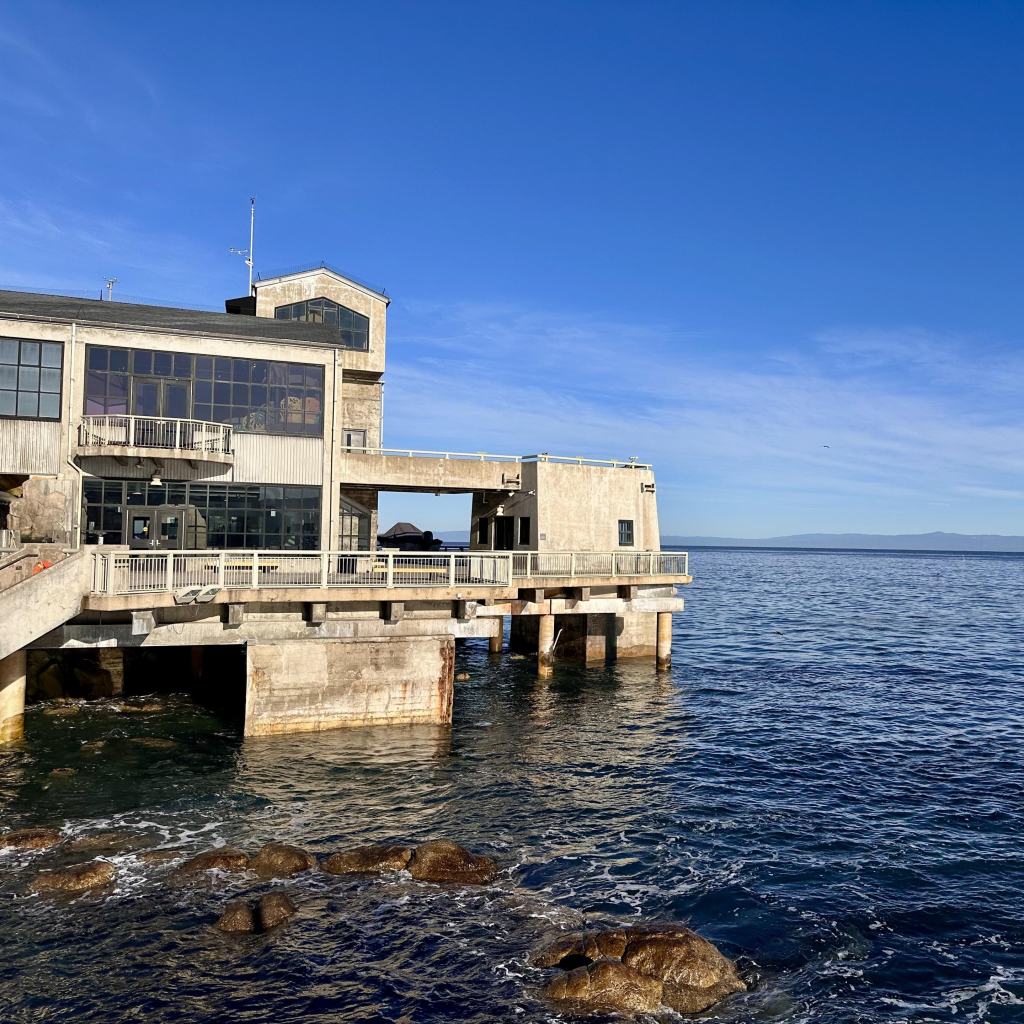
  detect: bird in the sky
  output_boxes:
[823,445,830,448]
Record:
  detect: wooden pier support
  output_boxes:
[656,612,672,671]
[538,613,555,677]
[0,649,26,743]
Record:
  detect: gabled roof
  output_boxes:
[254,263,390,305]
[379,522,423,540]
[0,289,342,346]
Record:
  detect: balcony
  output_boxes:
[77,415,233,465]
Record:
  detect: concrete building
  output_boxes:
[0,265,689,742]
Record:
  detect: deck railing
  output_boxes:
[344,447,651,469]
[78,415,232,455]
[90,549,688,595]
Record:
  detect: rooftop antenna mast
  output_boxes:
[104,278,118,301]
[229,196,256,294]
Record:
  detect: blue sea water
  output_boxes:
[1,547,1023,1022]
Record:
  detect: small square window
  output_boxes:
[618,520,634,546]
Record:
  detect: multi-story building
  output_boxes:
[0,265,688,742]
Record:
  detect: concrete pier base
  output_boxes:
[538,613,555,677]
[656,612,672,670]
[554,613,614,662]
[489,629,503,654]
[0,649,26,743]
[243,635,455,736]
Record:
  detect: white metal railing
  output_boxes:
[0,529,17,552]
[78,415,232,456]
[90,549,688,595]
[511,551,689,578]
[343,447,651,469]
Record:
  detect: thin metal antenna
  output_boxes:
[229,196,256,293]
[104,278,118,300]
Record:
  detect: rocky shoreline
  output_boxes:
[2,826,747,1016]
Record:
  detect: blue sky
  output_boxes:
[2,1,1023,537]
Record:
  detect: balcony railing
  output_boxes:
[343,447,651,469]
[78,415,232,456]
[90,550,689,595]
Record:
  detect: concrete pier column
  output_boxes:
[538,613,555,677]
[489,629,503,655]
[656,612,672,671]
[0,649,27,743]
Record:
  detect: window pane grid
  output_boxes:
[85,346,323,435]
[0,338,63,420]
[273,296,369,351]
[82,479,321,550]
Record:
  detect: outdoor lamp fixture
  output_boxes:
[150,471,162,486]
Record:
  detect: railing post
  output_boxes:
[218,551,225,589]
[570,552,576,577]
[448,553,455,587]
[105,554,115,596]
[165,552,173,591]
[386,553,394,588]
[321,551,329,587]
[174,419,180,450]
[252,552,259,589]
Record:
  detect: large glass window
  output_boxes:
[84,346,323,436]
[274,297,369,351]
[82,478,321,549]
[338,495,371,551]
[0,338,63,419]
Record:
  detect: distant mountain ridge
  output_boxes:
[661,531,1024,552]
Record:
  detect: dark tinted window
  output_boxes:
[274,296,369,351]
[0,338,62,420]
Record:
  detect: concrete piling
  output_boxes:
[538,613,555,677]
[656,612,672,671]
[489,631,503,655]
[0,649,27,743]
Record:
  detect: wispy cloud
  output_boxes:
[385,302,1024,534]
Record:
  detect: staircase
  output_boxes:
[0,548,92,662]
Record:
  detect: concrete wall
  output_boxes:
[243,635,454,736]
[470,461,659,552]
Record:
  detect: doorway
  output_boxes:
[494,515,515,551]
[128,507,185,549]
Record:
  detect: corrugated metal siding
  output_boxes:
[232,433,324,485]
[0,419,63,475]
[79,457,232,482]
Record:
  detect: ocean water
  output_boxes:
[2,547,1023,1022]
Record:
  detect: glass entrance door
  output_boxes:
[155,509,183,549]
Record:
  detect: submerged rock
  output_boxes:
[49,767,77,778]
[118,703,164,713]
[80,741,106,753]
[129,737,176,749]
[43,705,80,716]
[455,672,470,681]
[321,844,412,875]
[32,859,115,893]
[406,840,497,884]
[70,831,140,854]
[257,892,297,929]
[621,927,745,1013]
[0,827,63,851]
[249,843,317,879]
[215,900,256,932]
[178,847,250,874]
[544,959,663,1014]
[139,849,186,864]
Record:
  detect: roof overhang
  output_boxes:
[254,266,390,306]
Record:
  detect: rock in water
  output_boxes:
[532,929,631,968]
[139,849,186,864]
[249,843,317,878]
[406,840,498,884]
[215,900,256,932]
[455,672,470,681]
[545,959,663,1013]
[257,892,297,929]
[32,860,115,893]
[321,844,412,875]
[620,927,745,1013]
[178,847,250,874]
[0,828,63,851]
